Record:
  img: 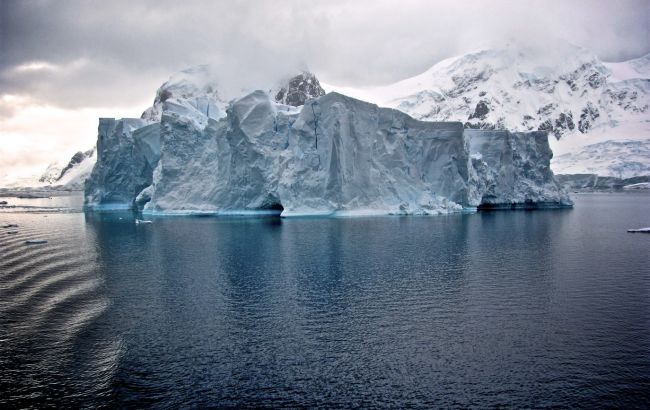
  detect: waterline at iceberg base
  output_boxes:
[84,74,572,216]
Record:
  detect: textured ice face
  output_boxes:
[466,130,572,207]
[323,45,650,180]
[84,119,160,210]
[129,91,569,215]
[139,92,474,215]
[277,94,471,215]
[85,68,571,215]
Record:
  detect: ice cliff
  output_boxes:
[85,119,159,209]
[85,70,571,215]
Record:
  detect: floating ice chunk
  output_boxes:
[623,182,650,190]
[627,227,650,233]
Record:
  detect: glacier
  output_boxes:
[84,70,571,216]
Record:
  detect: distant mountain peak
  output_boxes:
[328,43,649,141]
[271,71,326,106]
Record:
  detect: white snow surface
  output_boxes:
[603,54,650,82]
[0,149,96,190]
[140,65,228,124]
[56,150,96,189]
[623,182,650,190]
[552,139,650,178]
[627,227,650,233]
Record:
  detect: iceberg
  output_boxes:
[85,69,572,216]
[627,227,650,233]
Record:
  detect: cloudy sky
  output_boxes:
[1,0,649,182]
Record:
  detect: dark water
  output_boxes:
[1,193,649,408]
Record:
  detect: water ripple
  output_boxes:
[0,212,115,408]
[2,194,650,407]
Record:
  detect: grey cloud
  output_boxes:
[1,0,649,109]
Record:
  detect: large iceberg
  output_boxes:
[85,70,572,216]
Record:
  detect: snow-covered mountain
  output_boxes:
[55,149,96,189]
[140,65,227,123]
[38,163,63,184]
[1,149,96,190]
[325,43,650,177]
[552,139,650,178]
[328,44,649,138]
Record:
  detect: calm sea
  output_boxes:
[1,193,649,408]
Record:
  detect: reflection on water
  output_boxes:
[0,212,116,406]
[0,193,84,213]
[1,193,649,407]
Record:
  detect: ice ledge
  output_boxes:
[476,201,574,210]
[84,202,132,211]
[139,206,477,218]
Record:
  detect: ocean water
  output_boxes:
[1,193,649,408]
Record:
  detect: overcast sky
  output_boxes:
[1,0,649,181]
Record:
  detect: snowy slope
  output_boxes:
[325,45,649,138]
[552,139,650,178]
[0,149,97,190]
[56,149,96,189]
[140,65,228,124]
[38,163,63,184]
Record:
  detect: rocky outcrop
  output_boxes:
[58,149,94,180]
[38,163,63,184]
[272,72,326,107]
